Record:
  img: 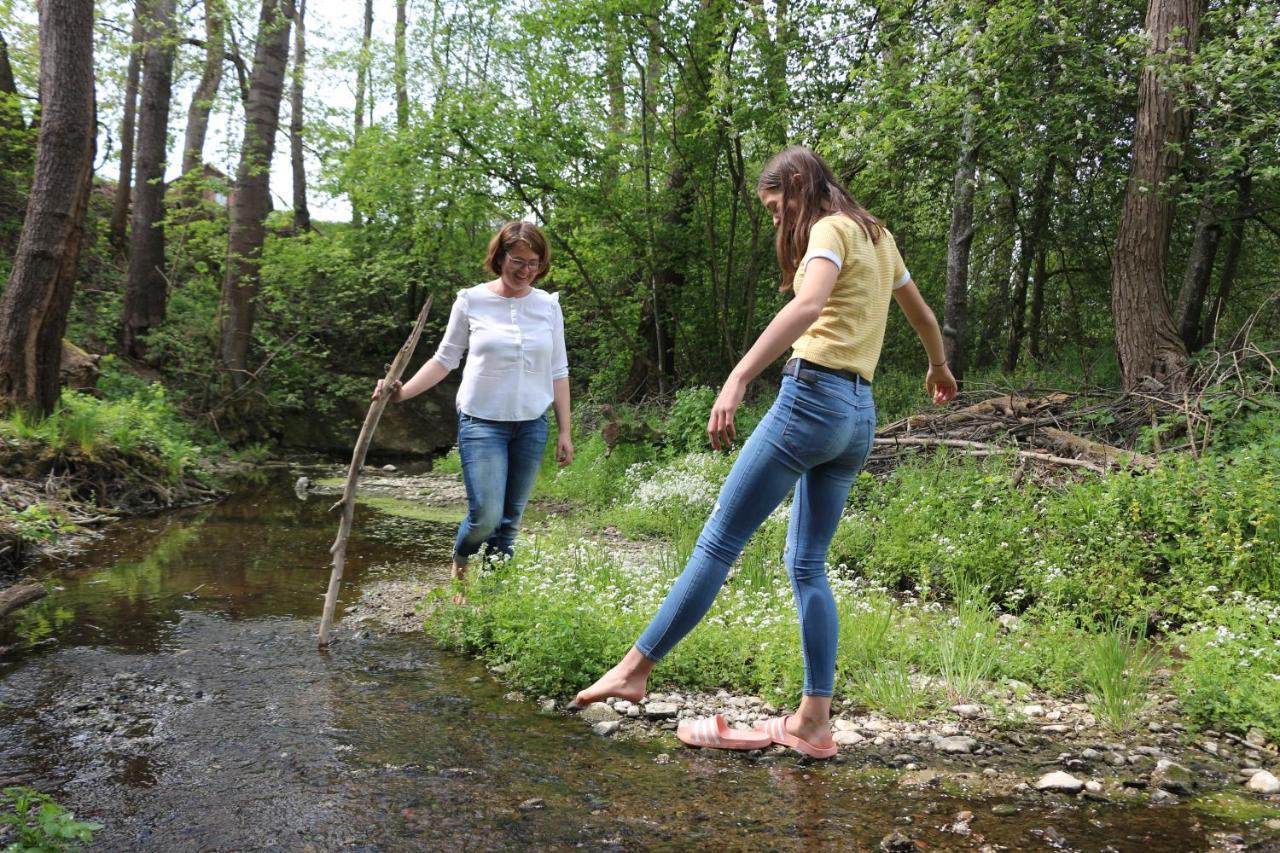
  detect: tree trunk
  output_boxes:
[944,103,978,384]
[1007,157,1055,372]
[0,32,21,127]
[0,0,96,416]
[121,0,178,361]
[1201,171,1251,347]
[180,0,225,188]
[1173,189,1223,352]
[110,0,144,248]
[351,0,373,228]
[394,0,408,130]
[289,0,309,231]
[219,0,294,388]
[1110,0,1199,392]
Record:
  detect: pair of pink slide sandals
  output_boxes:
[676,713,837,759]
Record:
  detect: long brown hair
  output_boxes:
[756,146,882,291]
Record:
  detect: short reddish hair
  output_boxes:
[484,221,550,281]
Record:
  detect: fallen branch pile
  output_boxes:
[869,391,1159,479]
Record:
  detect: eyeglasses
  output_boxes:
[505,256,542,271]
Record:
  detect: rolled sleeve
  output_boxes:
[431,291,470,370]
[892,247,912,289]
[800,219,845,272]
[550,293,569,380]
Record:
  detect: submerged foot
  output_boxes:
[450,562,467,606]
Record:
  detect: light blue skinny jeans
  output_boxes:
[454,411,548,561]
[635,370,876,696]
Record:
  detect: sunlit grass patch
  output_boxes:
[1082,618,1158,732]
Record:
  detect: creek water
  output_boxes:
[0,471,1272,851]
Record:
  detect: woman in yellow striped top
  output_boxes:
[575,146,956,758]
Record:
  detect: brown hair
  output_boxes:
[484,221,551,281]
[756,145,883,291]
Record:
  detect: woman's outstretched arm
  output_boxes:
[892,280,957,403]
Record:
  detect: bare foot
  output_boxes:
[451,560,467,606]
[786,715,833,749]
[570,647,654,709]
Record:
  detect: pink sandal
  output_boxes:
[755,715,838,759]
[677,714,772,751]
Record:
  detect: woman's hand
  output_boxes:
[708,375,747,451]
[926,363,957,404]
[372,379,402,402]
[556,432,574,467]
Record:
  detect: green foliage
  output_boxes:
[0,787,101,852]
[852,660,931,720]
[1175,594,1280,740]
[0,506,63,546]
[1082,618,1159,732]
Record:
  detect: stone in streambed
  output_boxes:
[518,798,545,811]
[935,735,978,755]
[643,701,679,719]
[580,703,621,724]
[1246,770,1280,794]
[950,704,984,719]
[592,720,621,737]
[1034,771,1084,794]
[1150,759,1195,796]
[833,730,865,747]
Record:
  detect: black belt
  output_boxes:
[782,357,868,386]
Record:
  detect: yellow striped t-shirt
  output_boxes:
[790,214,911,382]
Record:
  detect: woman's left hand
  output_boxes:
[708,375,747,451]
[556,433,574,467]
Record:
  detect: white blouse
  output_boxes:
[431,284,569,421]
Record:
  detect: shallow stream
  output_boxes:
[0,471,1275,851]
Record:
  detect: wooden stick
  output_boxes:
[872,437,1109,474]
[318,296,433,648]
[0,582,46,619]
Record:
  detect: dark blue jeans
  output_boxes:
[454,411,548,561]
[635,372,876,696]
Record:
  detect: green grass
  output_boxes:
[1082,618,1159,732]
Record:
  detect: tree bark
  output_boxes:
[394,0,408,130]
[110,0,145,248]
[0,582,46,618]
[944,103,978,384]
[121,0,178,361]
[351,0,373,228]
[219,0,294,388]
[1201,171,1251,347]
[1173,189,1222,352]
[289,0,309,231]
[0,32,21,127]
[1007,157,1055,372]
[0,0,96,416]
[180,0,226,188]
[1110,0,1199,392]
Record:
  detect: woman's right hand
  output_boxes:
[926,363,957,404]
[372,379,402,402]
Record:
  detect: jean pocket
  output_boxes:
[782,392,849,461]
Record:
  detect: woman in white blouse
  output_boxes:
[376,222,572,598]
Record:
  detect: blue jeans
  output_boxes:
[635,372,876,696]
[454,411,548,561]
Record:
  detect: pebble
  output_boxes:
[991,803,1019,816]
[1085,780,1104,794]
[935,735,978,755]
[518,798,545,811]
[1265,819,1280,831]
[950,704,983,719]
[1150,789,1179,804]
[833,730,865,747]
[899,769,939,788]
[879,830,915,852]
[1081,748,1102,761]
[613,700,634,715]
[1245,728,1268,747]
[1150,759,1195,796]
[592,721,621,737]
[580,703,621,724]
[643,702,679,719]
[1246,770,1280,794]
[381,464,397,472]
[654,753,671,765]
[832,718,858,732]
[538,699,557,713]
[1034,771,1084,794]
[1021,704,1045,717]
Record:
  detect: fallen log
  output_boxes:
[0,582,47,618]
[318,296,433,649]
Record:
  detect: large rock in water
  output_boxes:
[278,377,459,456]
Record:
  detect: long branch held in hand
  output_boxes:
[317,296,433,648]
